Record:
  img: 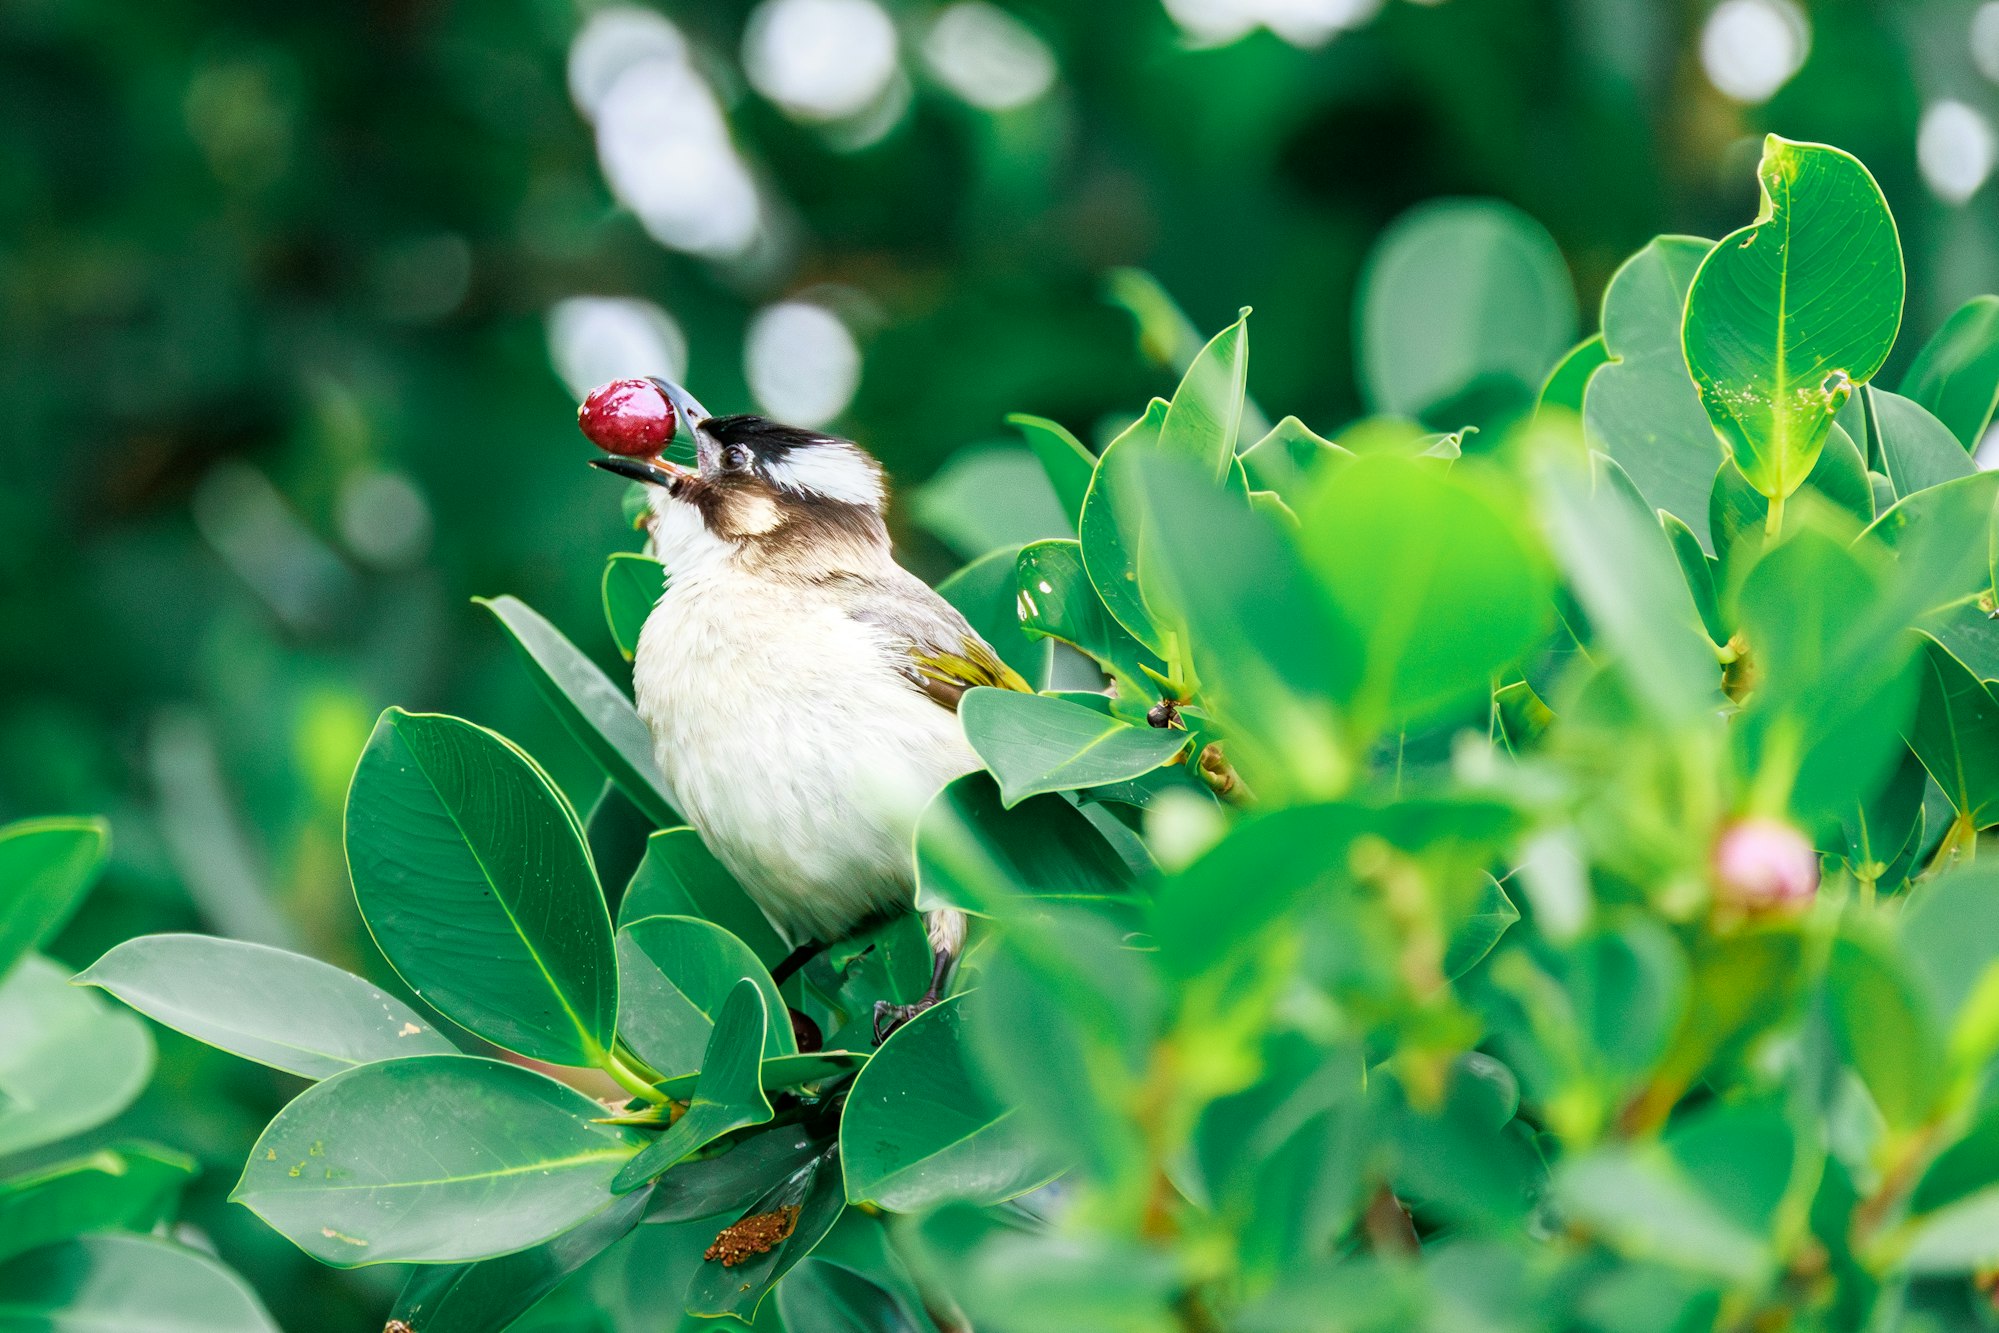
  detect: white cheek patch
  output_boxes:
[729,492,784,535]
[765,446,883,507]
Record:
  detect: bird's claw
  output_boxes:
[873,996,937,1045]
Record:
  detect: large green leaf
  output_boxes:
[643,1121,833,1224]
[1866,387,1976,500]
[0,816,108,982]
[1015,539,1162,705]
[1008,413,1096,525]
[1584,236,1721,548]
[1078,398,1170,654]
[617,827,789,967]
[77,933,455,1080]
[390,1190,648,1333]
[0,1234,279,1332]
[616,915,794,1078]
[478,594,679,826]
[1900,293,1999,450]
[0,955,152,1158]
[937,544,1050,690]
[347,708,617,1065]
[1358,199,1577,421]
[602,551,667,663]
[1158,310,1249,482]
[233,1055,640,1265]
[914,773,1140,918]
[612,980,774,1193]
[683,1146,847,1320]
[1539,334,1609,417]
[959,688,1185,807]
[1708,422,1871,569]
[1297,454,1553,735]
[1907,635,1999,829]
[0,1143,194,1263]
[841,996,1062,1212]
[777,1258,930,1333]
[910,447,1071,560]
[1683,136,1904,504]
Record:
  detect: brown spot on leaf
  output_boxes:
[705,1206,800,1267]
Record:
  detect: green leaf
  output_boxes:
[938,544,1051,691]
[77,933,455,1079]
[1900,293,1999,450]
[616,915,794,1079]
[1078,398,1170,654]
[1158,310,1249,482]
[1539,333,1608,417]
[1539,458,1720,723]
[0,815,107,983]
[477,594,679,827]
[1015,539,1162,705]
[1134,460,1357,798]
[612,979,774,1193]
[1907,635,1999,829]
[1862,470,1999,621]
[1899,866,1999,1057]
[1008,413,1096,525]
[682,1146,847,1320]
[618,827,789,967]
[603,552,667,663]
[0,1234,279,1332]
[914,773,1140,918]
[1708,422,1871,570]
[347,708,617,1065]
[0,1143,195,1263]
[1239,415,1350,504]
[643,1121,832,1224]
[778,1258,929,1333]
[1358,199,1578,421]
[840,996,1062,1211]
[959,688,1186,807]
[1823,932,1946,1131]
[1445,875,1519,980]
[1298,454,1553,734]
[1662,511,1726,644]
[233,1055,640,1266]
[910,447,1073,559]
[1868,386,1976,499]
[0,955,152,1158]
[390,1190,648,1333]
[1683,136,1904,503]
[1584,236,1722,548]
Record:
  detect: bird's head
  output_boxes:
[589,379,887,565]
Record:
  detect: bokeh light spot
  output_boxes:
[1919,99,1997,204]
[548,297,688,402]
[923,4,1057,111]
[1699,0,1809,105]
[744,0,901,123]
[745,302,861,427]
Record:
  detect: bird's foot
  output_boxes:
[872,996,937,1045]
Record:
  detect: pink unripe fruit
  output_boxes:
[578,379,677,456]
[1713,816,1820,910]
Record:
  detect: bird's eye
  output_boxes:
[722,444,753,473]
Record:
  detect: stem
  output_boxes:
[1764,489,1786,538]
[599,1048,668,1105]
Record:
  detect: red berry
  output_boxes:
[578,379,676,456]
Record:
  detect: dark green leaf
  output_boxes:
[603,551,667,663]
[390,1190,647,1333]
[0,1143,194,1263]
[910,447,1072,559]
[1158,310,1249,482]
[1078,398,1170,654]
[618,827,788,968]
[1869,387,1976,499]
[1907,635,1999,828]
[841,996,1062,1211]
[1900,293,1999,450]
[959,688,1185,807]
[616,915,794,1079]
[1015,538,1162,705]
[613,980,774,1193]
[937,544,1051,690]
[683,1146,846,1320]
[0,815,108,982]
[233,1055,640,1265]
[914,773,1140,918]
[77,933,455,1079]
[1539,333,1609,417]
[347,708,617,1065]
[477,594,679,826]
[1008,413,1096,525]
[1445,876,1519,979]
[643,1121,832,1224]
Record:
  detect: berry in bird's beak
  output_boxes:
[578,379,677,456]
[1712,816,1819,912]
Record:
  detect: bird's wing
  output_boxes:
[847,570,1031,712]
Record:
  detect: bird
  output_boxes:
[587,378,1029,1039]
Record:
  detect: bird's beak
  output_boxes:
[589,456,692,491]
[646,376,711,431]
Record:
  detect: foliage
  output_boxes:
[38,133,1999,1331]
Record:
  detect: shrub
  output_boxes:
[74,135,1999,1330]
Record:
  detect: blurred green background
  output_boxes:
[5,0,1999,1323]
